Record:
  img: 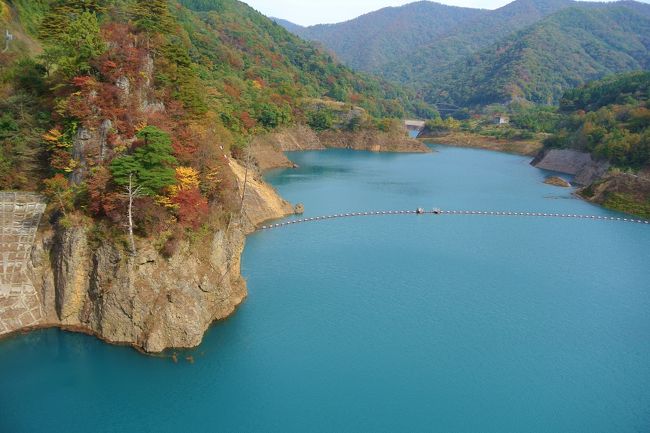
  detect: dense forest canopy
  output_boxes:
[544,72,650,169]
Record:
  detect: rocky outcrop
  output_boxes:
[532,149,610,185]
[249,125,324,172]
[26,223,249,353]
[229,158,295,228]
[2,159,295,353]
[579,171,650,218]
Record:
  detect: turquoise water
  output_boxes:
[1,146,649,433]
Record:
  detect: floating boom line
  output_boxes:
[259,209,650,231]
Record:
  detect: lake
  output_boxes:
[1,146,649,432]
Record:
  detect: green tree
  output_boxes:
[132,0,174,33]
[306,110,333,131]
[110,126,178,196]
[41,11,106,78]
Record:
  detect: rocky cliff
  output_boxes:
[532,148,650,217]
[9,159,294,353]
[531,149,610,185]
[579,171,650,218]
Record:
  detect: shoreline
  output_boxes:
[419,131,543,157]
[1,131,642,354]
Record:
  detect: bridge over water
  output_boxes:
[260,209,650,231]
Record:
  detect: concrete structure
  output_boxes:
[405,119,426,137]
[0,192,47,335]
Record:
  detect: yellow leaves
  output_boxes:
[165,167,201,205]
[252,80,263,90]
[43,128,63,143]
[155,195,177,210]
[63,159,78,173]
[0,2,10,22]
[205,168,221,185]
[170,166,200,197]
[135,121,148,134]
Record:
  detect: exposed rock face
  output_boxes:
[0,160,294,353]
[229,158,295,228]
[27,224,249,353]
[579,171,650,217]
[532,149,609,185]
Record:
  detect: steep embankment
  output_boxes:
[18,160,293,353]
[531,149,610,185]
[580,172,650,218]
[532,149,650,217]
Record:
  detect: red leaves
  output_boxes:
[72,75,96,88]
[172,187,208,229]
[86,166,112,216]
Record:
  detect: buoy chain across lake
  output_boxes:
[258,209,650,231]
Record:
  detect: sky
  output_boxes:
[243,0,649,26]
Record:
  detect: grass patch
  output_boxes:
[602,193,650,219]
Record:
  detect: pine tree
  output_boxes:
[110,126,178,196]
[39,0,106,41]
[132,0,174,33]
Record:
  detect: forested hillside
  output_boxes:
[277,0,650,109]
[423,6,650,107]
[0,0,428,248]
[545,71,650,169]
[381,0,577,83]
[280,1,485,73]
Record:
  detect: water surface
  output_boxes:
[1,146,649,432]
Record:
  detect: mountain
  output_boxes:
[271,17,305,34]
[276,0,577,76]
[276,0,650,108]
[423,5,650,106]
[382,0,582,83]
[277,1,486,72]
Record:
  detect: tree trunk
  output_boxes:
[127,174,137,256]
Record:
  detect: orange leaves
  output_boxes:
[43,128,64,145]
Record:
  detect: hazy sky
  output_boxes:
[243,0,649,26]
